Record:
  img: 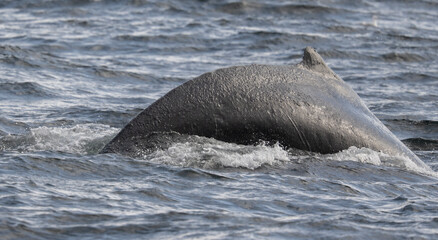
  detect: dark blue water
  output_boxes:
[1,0,438,239]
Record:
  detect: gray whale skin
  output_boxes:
[101,47,429,169]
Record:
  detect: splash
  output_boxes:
[143,138,436,176]
[325,146,437,177]
[30,123,118,154]
[145,140,289,170]
[13,123,435,177]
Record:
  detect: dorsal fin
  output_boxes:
[301,47,340,80]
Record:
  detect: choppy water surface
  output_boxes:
[1,0,438,239]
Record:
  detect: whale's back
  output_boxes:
[101,47,428,170]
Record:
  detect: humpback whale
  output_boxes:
[101,47,429,170]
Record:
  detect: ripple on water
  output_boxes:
[0,82,56,98]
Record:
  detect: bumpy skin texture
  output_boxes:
[101,47,428,169]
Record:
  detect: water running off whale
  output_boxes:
[101,47,430,171]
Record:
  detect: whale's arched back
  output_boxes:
[101,47,429,170]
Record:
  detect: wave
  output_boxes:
[0,117,29,136]
[0,0,113,8]
[0,0,176,8]
[50,106,142,127]
[0,45,54,68]
[325,25,359,33]
[0,82,56,98]
[403,138,438,151]
[235,31,327,49]
[270,4,341,15]
[382,119,438,140]
[381,52,428,62]
[218,2,341,15]
[387,119,438,127]
[93,67,155,80]
[390,72,438,83]
[317,49,376,61]
[92,66,186,83]
[0,54,39,68]
[114,34,220,49]
[0,45,184,85]
[0,45,80,70]
[387,32,437,43]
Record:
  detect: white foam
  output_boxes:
[30,123,119,154]
[143,138,436,176]
[325,146,437,177]
[146,141,289,170]
[27,123,433,177]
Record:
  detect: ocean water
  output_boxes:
[1,0,438,239]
